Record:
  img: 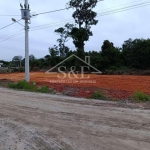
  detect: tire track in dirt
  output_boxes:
[0,88,150,150]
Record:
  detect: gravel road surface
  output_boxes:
[0,88,150,150]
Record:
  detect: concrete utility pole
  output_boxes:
[12,1,30,82]
[24,0,30,82]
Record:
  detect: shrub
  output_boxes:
[9,80,54,94]
[133,91,150,102]
[91,91,108,100]
[9,80,37,91]
[38,86,52,93]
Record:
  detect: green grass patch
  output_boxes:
[133,91,150,102]
[91,91,108,100]
[9,80,54,94]
[39,86,48,93]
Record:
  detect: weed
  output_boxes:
[133,91,150,102]
[38,86,54,93]
[91,91,108,100]
[8,80,54,94]
[9,80,37,91]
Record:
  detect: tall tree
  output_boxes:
[121,38,133,67]
[49,45,59,58]
[55,23,73,57]
[48,46,60,66]
[122,38,150,69]
[101,40,121,70]
[29,54,36,61]
[68,0,99,59]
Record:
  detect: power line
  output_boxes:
[0,0,145,17]
[0,19,22,30]
[96,0,145,12]
[0,15,20,16]
[1,1,150,33]
[29,1,150,32]
[1,0,150,41]
[0,29,24,39]
[0,0,103,17]
[97,3,150,17]
[30,22,72,32]
[32,0,103,16]
[31,0,145,17]
[30,18,74,30]
[97,1,150,15]
[0,22,16,30]
[32,0,103,17]
[0,30,24,43]
[33,7,70,17]
[0,29,24,43]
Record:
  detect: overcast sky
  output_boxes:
[0,0,150,61]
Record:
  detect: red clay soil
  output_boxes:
[0,72,150,100]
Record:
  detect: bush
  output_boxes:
[39,86,50,93]
[133,91,150,102]
[9,80,54,94]
[91,91,108,100]
[9,80,37,91]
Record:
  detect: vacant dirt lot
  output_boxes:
[0,72,150,92]
[0,72,150,99]
[0,88,150,150]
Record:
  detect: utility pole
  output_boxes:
[12,1,30,82]
[19,0,30,82]
[25,0,30,82]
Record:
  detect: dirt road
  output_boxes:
[0,88,150,150]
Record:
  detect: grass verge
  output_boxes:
[91,90,108,100]
[132,91,150,102]
[8,80,54,94]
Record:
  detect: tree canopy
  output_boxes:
[67,0,99,58]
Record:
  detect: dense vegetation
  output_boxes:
[1,38,150,73]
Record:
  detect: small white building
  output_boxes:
[0,63,3,67]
